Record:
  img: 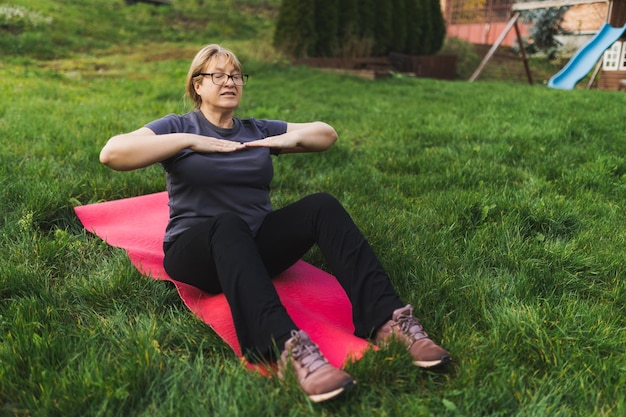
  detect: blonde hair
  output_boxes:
[185,44,243,109]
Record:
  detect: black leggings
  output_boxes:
[163,192,404,361]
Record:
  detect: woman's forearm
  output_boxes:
[287,121,338,152]
[99,128,193,171]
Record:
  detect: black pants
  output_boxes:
[163,192,404,361]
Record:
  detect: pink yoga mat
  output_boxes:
[74,192,371,370]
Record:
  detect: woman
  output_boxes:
[100,44,450,403]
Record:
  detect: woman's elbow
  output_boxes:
[329,128,338,144]
[99,140,128,171]
[99,147,111,166]
[99,142,119,168]
[319,122,338,146]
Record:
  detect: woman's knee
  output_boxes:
[304,192,349,219]
[305,192,342,210]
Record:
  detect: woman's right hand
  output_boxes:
[100,127,245,171]
[189,134,246,154]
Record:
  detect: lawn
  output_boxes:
[2,1,626,416]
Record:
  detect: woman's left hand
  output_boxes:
[245,135,294,151]
[244,121,337,154]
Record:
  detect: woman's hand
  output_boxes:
[243,135,293,151]
[189,135,246,153]
[245,121,337,154]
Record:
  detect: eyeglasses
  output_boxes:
[197,72,249,86]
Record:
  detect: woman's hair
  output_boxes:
[186,44,243,109]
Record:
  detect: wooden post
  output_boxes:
[587,58,604,88]
[469,12,522,82]
[514,17,533,84]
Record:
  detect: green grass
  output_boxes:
[2,1,626,416]
[0,0,281,59]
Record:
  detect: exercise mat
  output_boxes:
[74,192,371,370]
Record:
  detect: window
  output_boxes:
[603,41,622,71]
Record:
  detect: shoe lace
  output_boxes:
[290,331,327,374]
[396,310,428,343]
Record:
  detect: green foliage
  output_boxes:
[0,4,52,33]
[273,0,446,57]
[428,0,447,54]
[391,0,409,55]
[337,0,359,45]
[358,0,376,40]
[397,0,425,55]
[272,0,315,57]
[439,37,481,79]
[419,0,434,55]
[312,0,338,57]
[371,0,392,56]
[335,0,374,58]
[520,7,569,59]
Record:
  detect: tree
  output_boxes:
[336,0,364,57]
[521,7,569,59]
[273,0,316,57]
[420,0,435,55]
[358,0,376,40]
[273,0,447,57]
[337,0,359,42]
[390,0,408,54]
[372,0,392,55]
[428,0,446,54]
[312,0,339,57]
[404,0,424,55]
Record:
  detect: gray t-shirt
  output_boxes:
[145,111,288,242]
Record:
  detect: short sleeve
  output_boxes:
[252,118,288,138]
[145,114,184,135]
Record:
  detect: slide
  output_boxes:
[548,22,626,90]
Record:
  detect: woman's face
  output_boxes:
[194,55,243,111]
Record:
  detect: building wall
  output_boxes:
[561,3,608,33]
[447,21,530,46]
[599,70,626,89]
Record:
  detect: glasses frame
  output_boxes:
[197,72,249,86]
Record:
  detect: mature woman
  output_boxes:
[99,44,450,403]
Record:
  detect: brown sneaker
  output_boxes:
[278,330,355,402]
[374,305,450,369]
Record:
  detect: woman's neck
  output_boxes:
[199,107,234,129]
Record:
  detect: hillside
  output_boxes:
[0,0,281,59]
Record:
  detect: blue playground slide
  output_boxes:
[548,22,626,90]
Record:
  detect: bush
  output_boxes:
[439,37,480,79]
[0,5,52,34]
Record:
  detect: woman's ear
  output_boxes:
[194,78,203,94]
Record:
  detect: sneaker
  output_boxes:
[278,330,355,403]
[374,304,450,369]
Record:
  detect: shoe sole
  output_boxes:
[414,355,451,369]
[308,380,356,403]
